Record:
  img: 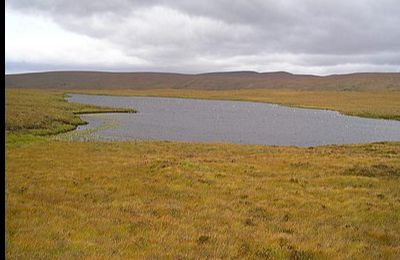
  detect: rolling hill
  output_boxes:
[5,71,400,90]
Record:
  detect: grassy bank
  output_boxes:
[5,89,400,259]
[70,88,400,120]
[5,89,135,136]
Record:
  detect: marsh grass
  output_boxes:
[5,89,135,136]
[54,114,121,142]
[5,140,400,259]
[5,89,400,259]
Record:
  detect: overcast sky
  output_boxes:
[5,0,400,75]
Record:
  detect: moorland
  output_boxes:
[5,71,400,259]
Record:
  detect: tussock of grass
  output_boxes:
[343,164,400,178]
[5,141,400,258]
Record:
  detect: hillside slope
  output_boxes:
[5,71,400,90]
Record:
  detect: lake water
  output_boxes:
[67,94,400,146]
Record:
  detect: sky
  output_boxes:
[5,0,400,75]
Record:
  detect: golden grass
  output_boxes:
[6,140,400,259]
[70,88,400,120]
[5,89,400,259]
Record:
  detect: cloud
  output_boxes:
[5,0,400,74]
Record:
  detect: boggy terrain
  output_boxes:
[5,89,400,259]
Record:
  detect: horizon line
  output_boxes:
[5,69,400,77]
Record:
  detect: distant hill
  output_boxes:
[5,71,400,91]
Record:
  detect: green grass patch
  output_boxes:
[5,89,135,137]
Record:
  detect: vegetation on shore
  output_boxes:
[5,89,135,136]
[5,89,400,259]
[69,88,400,120]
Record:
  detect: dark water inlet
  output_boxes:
[67,94,400,146]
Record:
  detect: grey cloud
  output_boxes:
[5,0,400,74]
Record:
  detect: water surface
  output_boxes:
[67,94,400,146]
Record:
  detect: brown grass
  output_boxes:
[5,71,400,90]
